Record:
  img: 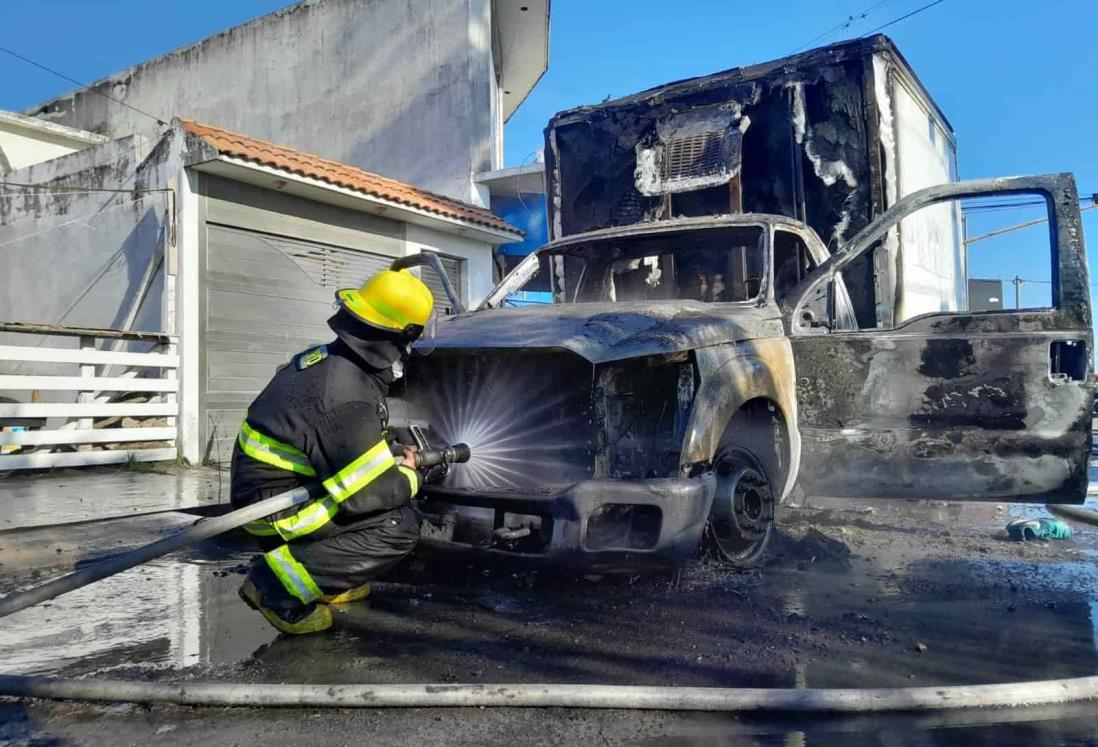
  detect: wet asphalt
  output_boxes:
[0,469,1095,745]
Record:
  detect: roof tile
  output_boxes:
[181,119,522,237]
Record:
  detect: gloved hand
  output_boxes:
[397,445,429,496]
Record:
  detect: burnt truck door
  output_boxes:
[784,174,1092,503]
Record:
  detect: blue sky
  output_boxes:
[3,0,1097,312]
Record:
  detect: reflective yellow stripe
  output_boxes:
[397,465,420,495]
[272,496,339,540]
[322,440,395,503]
[366,295,414,329]
[238,421,316,477]
[244,496,340,540]
[265,545,322,604]
[244,520,279,536]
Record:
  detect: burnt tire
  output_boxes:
[705,444,775,569]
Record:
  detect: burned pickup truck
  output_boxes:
[393,37,1092,569]
[393,173,1092,570]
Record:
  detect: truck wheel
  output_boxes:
[706,445,775,568]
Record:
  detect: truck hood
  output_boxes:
[425,302,782,364]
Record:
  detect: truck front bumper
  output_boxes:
[417,474,717,571]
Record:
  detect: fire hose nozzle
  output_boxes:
[415,442,471,470]
[392,441,471,470]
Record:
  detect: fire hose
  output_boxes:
[0,451,1095,712]
[1,676,1095,712]
[0,442,470,619]
[1046,502,1098,527]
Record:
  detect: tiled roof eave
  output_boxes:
[180,119,523,238]
[223,154,519,235]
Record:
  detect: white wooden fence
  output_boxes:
[0,322,179,470]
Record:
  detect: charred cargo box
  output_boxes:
[546,35,960,329]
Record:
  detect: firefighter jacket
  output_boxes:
[230,310,420,542]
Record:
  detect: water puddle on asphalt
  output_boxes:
[0,551,276,676]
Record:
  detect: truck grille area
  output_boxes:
[406,351,597,490]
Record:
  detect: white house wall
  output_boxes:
[0,137,167,389]
[0,128,84,174]
[27,0,499,203]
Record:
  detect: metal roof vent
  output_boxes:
[634,107,749,197]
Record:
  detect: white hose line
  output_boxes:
[1,675,1096,712]
[1046,503,1098,527]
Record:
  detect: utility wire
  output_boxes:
[965,203,1098,245]
[963,195,1097,213]
[793,0,894,53]
[0,195,152,248]
[0,44,168,127]
[987,277,1098,290]
[861,0,949,35]
[0,190,165,198]
[963,200,1048,212]
[0,180,171,195]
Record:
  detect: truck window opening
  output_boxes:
[535,226,766,304]
[773,230,818,300]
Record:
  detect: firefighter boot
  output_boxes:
[319,583,372,605]
[239,561,332,635]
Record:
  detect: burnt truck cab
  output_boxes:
[392,174,1093,571]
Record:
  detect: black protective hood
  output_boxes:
[327,309,406,373]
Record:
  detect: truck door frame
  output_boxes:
[782,174,1093,503]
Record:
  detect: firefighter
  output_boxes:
[231,269,434,634]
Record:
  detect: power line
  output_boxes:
[965,203,1098,244]
[0,180,171,195]
[0,195,154,248]
[861,0,949,35]
[0,190,164,198]
[0,44,168,127]
[792,0,894,53]
[984,277,1098,290]
[963,195,1096,213]
[963,198,1047,211]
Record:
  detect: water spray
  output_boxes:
[407,353,593,490]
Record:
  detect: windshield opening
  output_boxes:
[498,225,765,306]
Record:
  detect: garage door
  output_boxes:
[202,226,394,465]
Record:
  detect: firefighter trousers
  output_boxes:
[247,503,421,613]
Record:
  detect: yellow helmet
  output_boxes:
[336,269,434,337]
